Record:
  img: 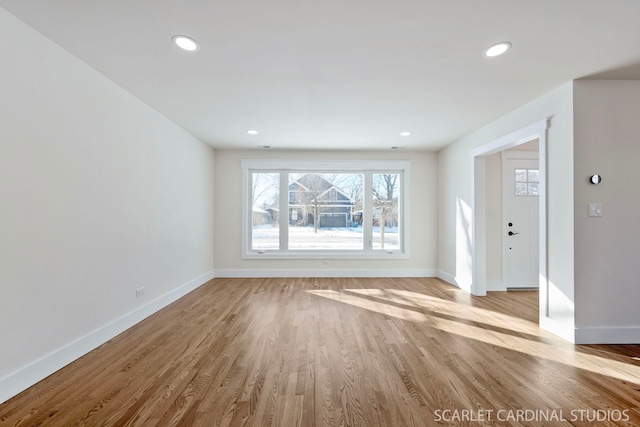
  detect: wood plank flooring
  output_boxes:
[2,277,640,426]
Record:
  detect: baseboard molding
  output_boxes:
[487,281,506,292]
[0,269,215,404]
[436,270,457,287]
[214,268,436,278]
[574,326,640,344]
[436,270,474,293]
[540,316,576,343]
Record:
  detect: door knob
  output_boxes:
[508,231,520,236]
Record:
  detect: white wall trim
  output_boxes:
[574,327,640,344]
[500,150,539,160]
[470,119,548,157]
[0,270,215,404]
[540,316,576,343]
[486,281,506,292]
[242,252,410,260]
[215,269,436,278]
[436,270,470,291]
[241,159,411,171]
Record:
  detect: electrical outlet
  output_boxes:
[136,287,145,297]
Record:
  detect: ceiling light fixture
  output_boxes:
[485,42,511,57]
[400,131,412,137]
[172,35,199,52]
[247,130,259,135]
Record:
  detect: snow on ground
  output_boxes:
[252,225,399,250]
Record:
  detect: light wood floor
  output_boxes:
[2,278,640,426]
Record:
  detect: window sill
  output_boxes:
[242,251,409,260]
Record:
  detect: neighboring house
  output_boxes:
[265,207,279,224]
[288,174,354,227]
[252,206,273,226]
[352,204,399,227]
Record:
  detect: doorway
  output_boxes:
[502,152,539,289]
[470,119,549,325]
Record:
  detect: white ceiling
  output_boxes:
[2,0,640,151]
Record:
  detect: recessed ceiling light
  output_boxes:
[172,35,199,52]
[485,42,511,57]
[400,131,412,137]
[247,130,259,135]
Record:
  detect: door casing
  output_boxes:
[470,118,549,323]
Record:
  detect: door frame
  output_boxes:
[470,118,549,321]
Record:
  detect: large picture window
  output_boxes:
[242,160,410,259]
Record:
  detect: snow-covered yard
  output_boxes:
[252,225,399,250]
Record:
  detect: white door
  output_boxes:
[502,155,539,289]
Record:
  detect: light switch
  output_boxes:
[588,203,602,217]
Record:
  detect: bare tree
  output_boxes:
[332,174,363,211]
[292,174,327,233]
[252,173,278,207]
[252,173,279,224]
[372,174,399,248]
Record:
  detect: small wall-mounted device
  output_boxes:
[590,174,602,185]
[588,202,602,217]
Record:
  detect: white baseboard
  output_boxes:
[437,270,474,293]
[487,281,506,292]
[214,268,436,278]
[540,316,576,343]
[574,326,640,344]
[0,270,215,404]
[436,270,456,286]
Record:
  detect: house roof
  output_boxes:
[290,174,353,203]
[292,174,333,193]
[2,0,640,151]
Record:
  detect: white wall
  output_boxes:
[438,82,575,340]
[214,150,437,277]
[0,8,215,402]
[573,80,640,343]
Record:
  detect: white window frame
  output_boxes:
[241,159,410,259]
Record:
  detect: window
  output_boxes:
[251,172,279,251]
[372,173,400,250]
[242,160,410,259]
[514,168,539,196]
[288,173,363,250]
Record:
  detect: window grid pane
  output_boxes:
[288,173,364,250]
[515,169,527,182]
[372,173,400,250]
[251,173,280,250]
[514,168,539,197]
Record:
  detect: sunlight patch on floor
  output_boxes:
[306,289,640,385]
[345,288,546,338]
